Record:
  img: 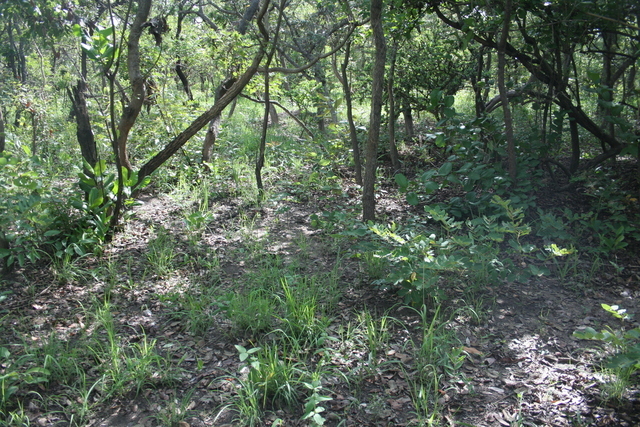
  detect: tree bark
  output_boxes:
[362,0,386,221]
[338,40,363,185]
[175,60,193,101]
[201,0,262,163]
[137,1,270,187]
[0,107,5,153]
[387,40,400,172]
[116,0,152,173]
[68,80,98,172]
[400,98,414,140]
[256,0,286,202]
[497,0,517,181]
[569,117,580,174]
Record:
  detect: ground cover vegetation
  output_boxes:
[1,0,639,425]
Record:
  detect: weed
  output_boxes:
[278,278,331,347]
[225,289,276,336]
[0,346,50,413]
[573,304,640,402]
[301,374,332,426]
[152,389,196,427]
[235,344,305,409]
[146,227,177,278]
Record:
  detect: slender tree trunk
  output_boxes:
[175,60,193,101]
[599,31,616,153]
[387,40,400,172]
[569,117,580,174]
[497,0,516,181]
[109,0,152,234]
[0,107,5,153]
[363,0,386,221]
[471,46,487,117]
[174,11,194,101]
[30,112,37,155]
[256,0,286,202]
[338,40,363,185]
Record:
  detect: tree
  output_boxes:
[363,0,386,221]
[429,0,640,173]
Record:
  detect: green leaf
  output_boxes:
[438,162,452,176]
[88,188,104,209]
[395,173,409,191]
[443,95,455,108]
[72,24,83,38]
[94,160,107,176]
[424,181,439,194]
[406,192,419,205]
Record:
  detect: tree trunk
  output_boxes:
[599,31,616,152]
[569,117,580,174]
[68,80,98,172]
[202,78,236,163]
[137,1,270,187]
[497,0,517,182]
[387,40,400,172]
[174,11,194,101]
[175,60,193,101]
[109,0,152,234]
[339,40,363,185]
[116,0,152,174]
[201,0,262,161]
[401,98,414,140]
[256,0,286,202]
[0,107,5,153]
[362,0,386,222]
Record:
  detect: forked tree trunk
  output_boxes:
[363,0,386,221]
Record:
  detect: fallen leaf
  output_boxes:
[463,346,483,355]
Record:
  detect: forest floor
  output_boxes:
[1,156,639,426]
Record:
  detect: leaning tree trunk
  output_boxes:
[202,0,262,162]
[362,0,386,221]
[136,1,270,187]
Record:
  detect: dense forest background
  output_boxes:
[1,0,639,426]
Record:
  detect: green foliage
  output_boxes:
[573,304,640,373]
[355,195,545,305]
[301,375,332,426]
[225,289,277,336]
[0,346,50,414]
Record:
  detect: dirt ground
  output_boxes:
[2,166,639,427]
